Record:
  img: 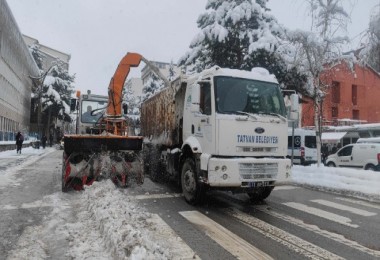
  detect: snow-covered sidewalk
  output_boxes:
[290,164,380,202]
[0,146,56,188]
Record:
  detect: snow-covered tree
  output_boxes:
[178,0,306,91]
[29,44,44,71]
[359,5,380,72]
[41,60,75,125]
[123,83,139,115]
[168,60,176,81]
[280,0,352,166]
[142,73,165,101]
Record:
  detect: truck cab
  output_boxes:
[141,66,292,204]
[182,67,291,191]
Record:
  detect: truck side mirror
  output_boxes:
[290,94,299,112]
[70,98,77,112]
[289,94,299,121]
[191,83,200,112]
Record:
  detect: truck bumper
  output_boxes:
[206,157,291,187]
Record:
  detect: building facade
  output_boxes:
[23,34,70,71]
[302,62,380,127]
[0,0,39,141]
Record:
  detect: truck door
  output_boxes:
[336,145,354,167]
[195,82,214,153]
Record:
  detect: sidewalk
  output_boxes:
[0,147,57,189]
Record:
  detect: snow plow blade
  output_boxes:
[62,135,144,192]
[63,135,143,154]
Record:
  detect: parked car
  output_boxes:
[325,143,380,171]
[287,128,317,165]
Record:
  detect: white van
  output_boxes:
[326,143,380,171]
[288,128,318,165]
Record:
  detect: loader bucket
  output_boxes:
[61,135,144,192]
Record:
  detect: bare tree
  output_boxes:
[279,0,353,166]
[359,4,380,72]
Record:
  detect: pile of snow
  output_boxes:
[6,180,179,260]
[291,164,380,201]
[62,181,173,259]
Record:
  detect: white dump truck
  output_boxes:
[141,66,293,204]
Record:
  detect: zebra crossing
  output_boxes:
[132,187,380,259]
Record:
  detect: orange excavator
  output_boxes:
[62,52,162,191]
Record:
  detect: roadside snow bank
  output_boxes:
[291,165,380,201]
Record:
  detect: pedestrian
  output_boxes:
[321,143,328,164]
[41,135,47,149]
[331,144,338,154]
[49,135,53,147]
[15,131,24,154]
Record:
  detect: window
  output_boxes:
[214,76,286,116]
[337,145,353,157]
[288,136,301,148]
[305,136,317,148]
[353,110,359,120]
[352,85,357,105]
[332,81,340,103]
[200,83,211,115]
[332,107,338,118]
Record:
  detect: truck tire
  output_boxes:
[247,186,273,202]
[181,158,205,205]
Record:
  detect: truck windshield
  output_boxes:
[81,100,106,123]
[214,76,286,117]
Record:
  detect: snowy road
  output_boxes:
[1,148,380,259]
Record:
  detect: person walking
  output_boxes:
[49,135,53,147]
[41,135,47,149]
[15,131,24,154]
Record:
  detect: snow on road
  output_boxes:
[1,147,380,259]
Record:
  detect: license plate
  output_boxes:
[249,181,270,188]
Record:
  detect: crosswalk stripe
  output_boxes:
[283,202,359,228]
[256,205,380,258]
[149,214,200,260]
[227,208,343,260]
[336,197,380,210]
[179,210,273,260]
[311,199,377,216]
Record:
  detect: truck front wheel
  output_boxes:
[181,158,205,205]
[247,186,274,202]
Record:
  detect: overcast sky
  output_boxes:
[7,0,380,96]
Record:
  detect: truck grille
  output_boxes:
[239,163,278,180]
